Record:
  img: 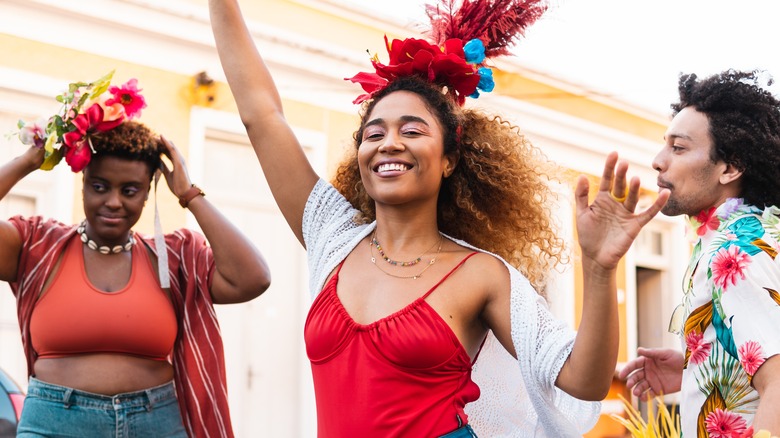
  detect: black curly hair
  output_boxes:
[88,121,160,179]
[672,69,780,208]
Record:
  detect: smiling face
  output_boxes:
[652,106,741,217]
[357,91,457,208]
[82,155,151,245]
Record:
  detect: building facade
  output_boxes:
[0,0,687,436]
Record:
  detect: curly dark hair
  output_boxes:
[88,121,160,178]
[333,76,565,293]
[672,70,780,208]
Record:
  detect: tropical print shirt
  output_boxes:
[674,199,780,438]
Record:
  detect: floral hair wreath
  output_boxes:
[346,0,548,106]
[17,70,147,172]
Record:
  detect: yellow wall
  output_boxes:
[0,34,193,232]
[186,0,410,50]
[495,70,667,139]
[2,2,672,434]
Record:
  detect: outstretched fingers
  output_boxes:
[574,174,591,215]
[634,188,671,227]
[622,176,641,213]
[598,152,637,209]
[598,151,619,193]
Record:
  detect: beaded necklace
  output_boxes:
[370,232,442,266]
[77,221,134,255]
[369,233,444,279]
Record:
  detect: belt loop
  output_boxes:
[62,388,73,409]
[145,389,154,412]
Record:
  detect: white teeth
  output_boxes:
[377,163,409,172]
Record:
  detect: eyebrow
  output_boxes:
[664,132,694,142]
[87,176,145,186]
[364,115,431,128]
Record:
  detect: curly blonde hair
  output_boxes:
[333,76,565,293]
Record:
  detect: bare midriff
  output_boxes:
[34,354,174,395]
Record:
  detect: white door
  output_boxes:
[189,110,323,438]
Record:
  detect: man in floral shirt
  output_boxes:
[619,70,780,437]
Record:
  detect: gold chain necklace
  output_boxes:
[369,233,444,279]
[371,231,441,267]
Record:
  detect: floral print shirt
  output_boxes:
[674,199,780,437]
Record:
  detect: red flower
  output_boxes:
[705,408,748,437]
[64,138,93,172]
[695,206,721,236]
[383,37,439,71]
[346,35,480,105]
[106,79,147,119]
[738,341,766,376]
[62,103,124,172]
[430,53,480,99]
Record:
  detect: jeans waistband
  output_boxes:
[27,377,176,411]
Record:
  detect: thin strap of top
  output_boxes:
[471,333,489,366]
[421,252,479,300]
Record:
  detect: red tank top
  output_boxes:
[304,253,482,437]
[30,235,177,361]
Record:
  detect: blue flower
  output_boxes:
[463,39,486,64]
[477,67,495,92]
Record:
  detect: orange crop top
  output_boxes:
[30,235,178,361]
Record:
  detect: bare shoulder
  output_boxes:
[461,251,508,273]
[451,247,511,296]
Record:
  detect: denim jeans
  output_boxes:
[439,424,478,438]
[17,377,187,438]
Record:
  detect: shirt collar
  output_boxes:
[684,198,760,243]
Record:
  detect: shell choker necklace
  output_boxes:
[77,220,134,254]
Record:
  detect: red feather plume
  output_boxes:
[425,0,548,58]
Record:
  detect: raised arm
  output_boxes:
[480,152,669,401]
[555,152,669,399]
[159,136,271,304]
[0,147,44,282]
[209,0,319,244]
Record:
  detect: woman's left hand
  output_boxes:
[574,151,669,271]
[157,136,193,199]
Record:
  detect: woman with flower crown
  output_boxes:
[0,72,270,437]
[210,0,669,436]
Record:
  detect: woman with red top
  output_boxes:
[1,72,270,437]
[209,0,669,436]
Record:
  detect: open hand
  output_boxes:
[575,152,670,270]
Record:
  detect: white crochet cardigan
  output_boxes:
[302,180,600,437]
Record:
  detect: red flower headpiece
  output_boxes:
[346,0,548,106]
[16,71,147,172]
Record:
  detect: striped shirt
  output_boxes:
[9,216,233,438]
